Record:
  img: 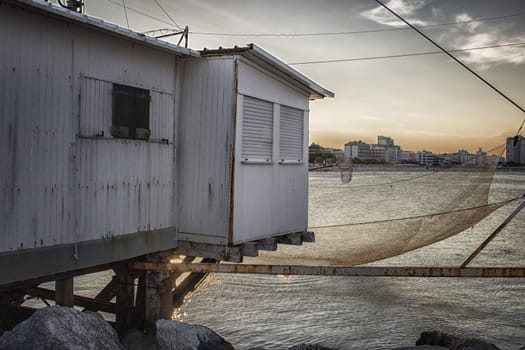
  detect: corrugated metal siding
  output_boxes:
[241,96,273,161]
[0,6,75,251]
[80,77,112,137]
[1,3,178,253]
[177,58,235,244]
[77,140,174,241]
[76,36,176,242]
[279,105,304,162]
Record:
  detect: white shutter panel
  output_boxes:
[242,96,273,162]
[279,105,304,162]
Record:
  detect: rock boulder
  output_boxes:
[416,330,501,350]
[0,306,123,350]
[155,319,234,350]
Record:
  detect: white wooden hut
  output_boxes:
[0,0,333,286]
[177,46,333,256]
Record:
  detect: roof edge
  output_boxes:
[201,44,334,99]
[5,0,200,58]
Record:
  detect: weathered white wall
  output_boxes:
[177,57,235,245]
[0,5,75,251]
[74,27,177,242]
[233,60,309,244]
[0,3,177,253]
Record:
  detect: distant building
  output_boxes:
[416,150,434,165]
[386,145,401,163]
[457,149,475,164]
[371,136,399,163]
[370,144,387,162]
[506,136,525,164]
[400,150,416,163]
[475,148,488,166]
[377,135,394,147]
[344,141,371,159]
[437,153,456,165]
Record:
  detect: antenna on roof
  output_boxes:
[142,27,189,48]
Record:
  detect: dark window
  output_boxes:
[111,83,151,140]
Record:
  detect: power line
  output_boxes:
[288,42,525,65]
[103,0,176,28]
[190,11,525,37]
[376,0,524,114]
[121,0,130,29]
[153,0,183,30]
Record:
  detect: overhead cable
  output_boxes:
[308,196,522,230]
[376,0,524,114]
[103,0,175,28]
[289,42,525,65]
[153,0,183,30]
[190,12,525,37]
[121,0,130,29]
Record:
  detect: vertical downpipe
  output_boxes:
[227,59,239,246]
[173,56,181,243]
[70,38,80,260]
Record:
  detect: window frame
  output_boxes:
[241,95,274,164]
[111,83,151,140]
[279,104,304,164]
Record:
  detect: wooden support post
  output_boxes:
[144,255,174,328]
[93,278,118,302]
[55,277,74,307]
[172,258,217,308]
[114,265,135,334]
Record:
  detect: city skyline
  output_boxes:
[75,0,524,153]
[313,133,506,156]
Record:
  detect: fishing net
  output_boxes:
[339,155,353,184]
[248,144,514,266]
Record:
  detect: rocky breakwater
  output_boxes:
[0,306,522,350]
[0,306,233,350]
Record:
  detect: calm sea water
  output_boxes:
[174,171,525,350]
[36,171,525,349]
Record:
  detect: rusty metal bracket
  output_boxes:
[130,262,525,278]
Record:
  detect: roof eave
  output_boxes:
[200,44,334,100]
[247,44,335,100]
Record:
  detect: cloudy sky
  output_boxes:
[82,0,525,153]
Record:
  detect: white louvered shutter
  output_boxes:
[242,96,273,162]
[279,105,304,162]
